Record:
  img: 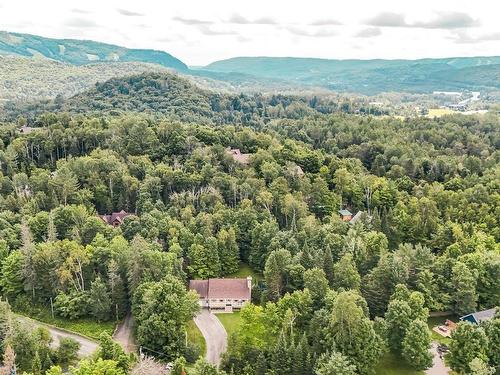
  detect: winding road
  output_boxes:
[18,317,98,357]
[193,310,227,366]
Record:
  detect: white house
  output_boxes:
[189,277,252,312]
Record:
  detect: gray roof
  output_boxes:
[338,209,352,216]
[350,211,372,224]
[460,308,497,323]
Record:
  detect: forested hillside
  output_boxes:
[0,86,498,375]
[1,72,387,123]
[0,31,187,70]
[0,56,174,101]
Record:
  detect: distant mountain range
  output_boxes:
[203,56,500,94]
[0,31,187,70]
[1,30,499,96]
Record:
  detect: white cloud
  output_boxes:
[0,0,496,65]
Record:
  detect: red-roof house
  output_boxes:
[189,277,252,312]
[98,210,132,227]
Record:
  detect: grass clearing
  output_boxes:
[375,352,423,375]
[187,319,206,356]
[427,315,458,345]
[13,303,115,340]
[426,108,458,118]
[228,263,262,283]
[214,311,241,339]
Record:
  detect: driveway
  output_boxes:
[426,342,450,375]
[193,310,227,366]
[19,317,98,357]
[113,312,136,353]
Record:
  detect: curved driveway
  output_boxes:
[18,317,98,357]
[193,310,227,366]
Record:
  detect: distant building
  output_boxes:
[226,148,251,165]
[189,277,252,312]
[98,210,132,227]
[291,165,305,177]
[349,211,372,225]
[460,308,497,324]
[339,209,353,222]
[18,125,40,134]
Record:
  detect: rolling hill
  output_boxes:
[0,31,187,70]
[2,72,357,123]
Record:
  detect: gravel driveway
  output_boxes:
[193,310,227,366]
[113,312,136,353]
[426,342,450,375]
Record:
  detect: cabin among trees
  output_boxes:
[338,209,353,221]
[460,308,497,324]
[98,210,132,227]
[226,148,251,165]
[189,277,252,312]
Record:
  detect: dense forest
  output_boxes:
[1,72,389,123]
[0,72,499,375]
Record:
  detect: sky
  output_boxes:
[0,0,499,66]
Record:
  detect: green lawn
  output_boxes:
[228,263,262,283]
[13,304,115,340]
[215,312,241,339]
[187,319,206,356]
[375,352,423,375]
[427,315,458,345]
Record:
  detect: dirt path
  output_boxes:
[193,310,227,366]
[426,342,450,375]
[19,317,98,357]
[113,312,136,353]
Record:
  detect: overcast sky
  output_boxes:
[0,0,498,66]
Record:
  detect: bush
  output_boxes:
[54,292,90,320]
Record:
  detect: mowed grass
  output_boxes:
[215,311,241,339]
[427,315,458,345]
[187,319,206,356]
[375,352,423,375]
[426,108,458,118]
[17,309,115,340]
[228,263,262,283]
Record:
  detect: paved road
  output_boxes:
[193,310,227,366]
[19,317,98,357]
[113,312,136,353]
[426,342,450,375]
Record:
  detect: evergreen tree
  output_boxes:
[217,228,240,275]
[255,352,267,375]
[315,351,358,375]
[402,320,433,370]
[31,351,42,375]
[42,352,53,373]
[47,213,58,242]
[107,259,127,320]
[20,222,37,299]
[322,247,335,287]
[271,333,292,375]
[332,253,361,291]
